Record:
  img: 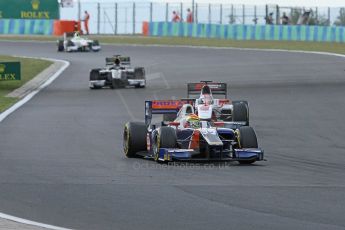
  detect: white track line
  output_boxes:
[0,213,71,230]
[0,57,70,122]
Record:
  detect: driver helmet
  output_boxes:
[114,58,120,66]
[199,94,213,105]
[185,114,201,129]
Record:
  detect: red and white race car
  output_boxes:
[188,81,249,125]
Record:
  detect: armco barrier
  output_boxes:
[0,19,54,35]
[144,22,345,43]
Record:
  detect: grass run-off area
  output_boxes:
[0,55,52,112]
[1,34,345,55]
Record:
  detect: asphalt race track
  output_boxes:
[1,41,345,230]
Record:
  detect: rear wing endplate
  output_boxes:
[145,100,194,125]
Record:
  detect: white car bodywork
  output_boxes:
[163,104,226,146]
[89,56,146,89]
[89,67,145,88]
[61,32,101,52]
[194,87,233,120]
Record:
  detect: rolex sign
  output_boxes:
[0,0,59,19]
[0,62,21,81]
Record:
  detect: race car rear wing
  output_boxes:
[145,99,194,125]
[187,82,227,98]
[105,56,131,66]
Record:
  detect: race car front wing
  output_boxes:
[154,148,264,162]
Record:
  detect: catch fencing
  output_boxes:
[59,2,345,35]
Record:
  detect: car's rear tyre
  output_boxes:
[92,40,100,52]
[232,101,249,125]
[57,40,64,52]
[123,122,147,158]
[237,126,258,164]
[153,127,177,162]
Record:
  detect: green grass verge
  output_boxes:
[1,35,345,55]
[0,55,52,112]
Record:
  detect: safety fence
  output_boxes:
[143,22,345,43]
[59,2,345,35]
[0,19,54,35]
[1,18,345,43]
[0,19,82,35]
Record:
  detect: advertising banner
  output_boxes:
[0,62,21,81]
[146,22,345,43]
[0,0,59,19]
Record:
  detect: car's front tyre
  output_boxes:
[57,40,64,52]
[152,127,177,162]
[123,122,147,158]
[237,126,258,164]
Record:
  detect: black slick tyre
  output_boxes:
[237,126,258,164]
[92,40,100,52]
[153,127,177,162]
[232,101,249,125]
[89,69,102,89]
[57,40,64,51]
[123,122,147,158]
